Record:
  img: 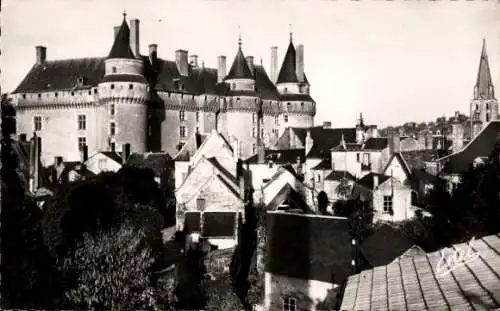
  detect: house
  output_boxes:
[264,211,353,311]
[353,172,415,223]
[432,120,500,193]
[125,151,174,189]
[339,233,500,310]
[84,145,127,175]
[323,170,356,203]
[359,224,424,269]
[175,129,249,250]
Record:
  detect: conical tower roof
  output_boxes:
[107,14,135,59]
[276,40,298,84]
[224,36,253,81]
[474,39,495,100]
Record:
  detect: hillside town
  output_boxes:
[2,8,500,311]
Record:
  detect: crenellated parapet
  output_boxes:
[12,89,99,110]
[97,81,149,105]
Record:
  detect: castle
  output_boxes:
[10,13,316,165]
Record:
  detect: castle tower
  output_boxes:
[222,33,261,158]
[97,13,149,154]
[274,29,315,130]
[470,39,498,139]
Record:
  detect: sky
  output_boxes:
[1,0,499,128]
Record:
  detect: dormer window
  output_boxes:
[77,76,87,86]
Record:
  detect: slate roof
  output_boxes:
[401,150,442,170]
[245,148,305,164]
[276,41,298,84]
[125,152,173,177]
[202,212,237,237]
[265,211,353,284]
[265,183,312,213]
[224,45,253,81]
[340,233,500,311]
[325,170,356,181]
[311,159,331,170]
[99,151,123,164]
[357,173,391,190]
[291,126,357,159]
[108,18,136,59]
[184,212,201,233]
[360,224,415,267]
[331,143,363,152]
[475,39,495,100]
[438,120,500,174]
[363,137,389,150]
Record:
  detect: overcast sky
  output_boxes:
[2,0,499,127]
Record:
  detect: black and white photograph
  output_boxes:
[1,0,500,310]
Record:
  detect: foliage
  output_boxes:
[205,274,243,311]
[175,245,208,310]
[61,223,164,310]
[317,191,329,215]
[335,178,352,199]
[333,198,374,241]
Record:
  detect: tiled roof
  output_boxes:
[173,132,208,161]
[291,127,357,159]
[245,148,305,164]
[202,212,237,237]
[276,41,298,84]
[100,151,123,164]
[360,224,415,267]
[108,18,136,59]
[206,157,238,185]
[184,212,201,233]
[311,159,331,170]
[265,183,312,213]
[331,143,363,152]
[438,121,500,174]
[325,170,356,181]
[401,150,442,170]
[13,58,106,93]
[265,211,353,284]
[125,152,173,177]
[363,137,388,150]
[383,153,411,177]
[224,46,253,81]
[340,233,500,311]
[357,173,391,190]
[475,39,495,100]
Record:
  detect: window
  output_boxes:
[110,122,116,135]
[284,87,288,93]
[287,102,291,108]
[55,92,58,97]
[129,84,133,90]
[34,116,42,131]
[486,113,490,122]
[284,114,288,123]
[179,110,185,121]
[22,94,26,99]
[94,89,98,94]
[363,153,370,164]
[38,93,41,99]
[476,104,479,110]
[110,104,115,116]
[486,103,489,110]
[98,159,106,170]
[275,115,279,126]
[110,84,115,90]
[78,115,86,130]
[196,111,200,122]
[78,137,86,150]
[197,198,206,211]
[180,126,186,137]
[252,127,256,138]
[261,128,264,138]
[282,297,297,311]
[300,102,304,108]
[110,142,116,151]
[237,97,241,104]
[317,174,321,182]
[356,153,360,162]
[252,143,256,154]
[252,113,256,124]
[383,195,393,212]
[112,66,117,73]
[88,90,91,95]
[71,91,75,96]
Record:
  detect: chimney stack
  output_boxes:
[29,134,41,193]
[35,46,46,65]
[425,131,433,150]
[175,50,189,76]
[246,56,254,75]
[129,19,140,58]
[122,143,131,164]
[296,44,304,82]
[257,143,266,164]
[389,131,400,155]
[373,175,379,190]
[80,144,88,163]
[148,44,158,64]
[270,46,278,83]
[217,55,227,83]
[114,26,120,39]
[189,55,199,67]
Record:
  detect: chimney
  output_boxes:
[270,46,278,83]
[175,50,189,76]
[217,55,227,83]
[129,19,140,58]
[417,131,426,150]
[323,121,331,129]
[35,46,46,65]
[149,44,158,64]
[18,133,27,142]
[80,144,88,163]
[114,26,120,39]
[246,56,254,75]
[257,143,266,164]
[389,132,400,154]
[305,130,313,157]
[122,143,131,164]
[111,143,116,153]
[189,55,199,67]
[373,175,379,190]
[425,131,433,150]
[296,44,304,82]
[29,134,41,193]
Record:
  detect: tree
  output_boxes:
[61,222,167,311]
[333,198,374,241]
[174,244,208,310]
[205,274,243,311]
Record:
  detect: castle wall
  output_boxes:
[105,58,144,75]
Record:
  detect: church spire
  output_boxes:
[474,38,495,100]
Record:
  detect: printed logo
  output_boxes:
[436,237,480,277]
